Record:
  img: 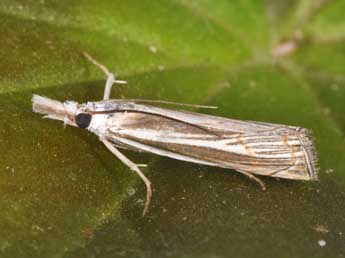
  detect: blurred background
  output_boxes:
[0,1,345,257]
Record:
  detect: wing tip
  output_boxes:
[298,128,318,181]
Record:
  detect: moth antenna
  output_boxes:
[125,99,218,109]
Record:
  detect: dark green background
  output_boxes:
[1,1,345,257]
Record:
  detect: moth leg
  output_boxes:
[82,52,127,100]
[103,74,120,100]
[237,170,266,191]
[101,138,152,216]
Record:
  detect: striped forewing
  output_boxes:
[88,101,317,180]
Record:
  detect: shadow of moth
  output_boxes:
[32,52,318,215]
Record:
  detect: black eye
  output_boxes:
[75,113,92,129]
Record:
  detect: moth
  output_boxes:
[32,53,318,215]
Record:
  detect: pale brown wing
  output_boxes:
[101,111,317,181]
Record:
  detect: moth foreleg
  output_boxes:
[82,52,127,100]
[237,170,266,191]
[101,138,152,216]
[103,73,127,100]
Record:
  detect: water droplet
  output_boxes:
[318,239,326,247]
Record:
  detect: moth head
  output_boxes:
[75,112,92,129]
[32,94,92,128]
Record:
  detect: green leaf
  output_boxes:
[1,1,345,258]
